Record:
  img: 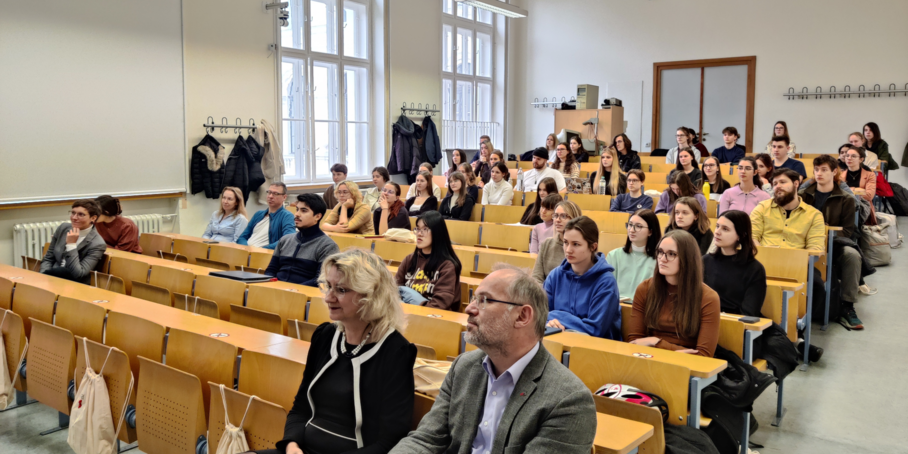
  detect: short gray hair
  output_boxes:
[269,181,288,195]
[491,263,548,338]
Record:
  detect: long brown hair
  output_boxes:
[458,163,477,185]
[551,142,577,174]
[701,156,728,193]
[644,230,704,339]
[447,172,469,207]
[521,177,558,224]
[669,197,711,234]
[593,146,624,195]
[754,153,774,179]
[385,182,404,218]
[416,171,434,197]
[668,171,699,206]
[217,186,248,219]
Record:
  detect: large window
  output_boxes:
[281,0,372,184]
[442,2,499,151]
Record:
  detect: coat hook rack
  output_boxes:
[784,83,908,100]
[204,116,257,134]
[400,102,439,116]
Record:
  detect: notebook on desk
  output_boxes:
[208,270,274,283]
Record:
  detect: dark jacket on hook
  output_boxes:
[389,115,419,177]
[190,134,228,199]
[245,135,266,200]
[422,116,441,165]
[223,135,251,200]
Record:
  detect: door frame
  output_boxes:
[652,56,757,153]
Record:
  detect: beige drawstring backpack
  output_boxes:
[215,383,256,454]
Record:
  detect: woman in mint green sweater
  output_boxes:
[605,209,661,299]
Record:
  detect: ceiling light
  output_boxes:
[456,0,528,18]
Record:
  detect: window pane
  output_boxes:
[346,123,369,177]
[343,1,368,58]
[283,120,308,180]
[314,121,339,179]
[442,79,453,120]
[456,2,473,19]
[442,0,453,15]
[477,83,491,122]
[442,25,453,73]
[477,8,493,24]
[282,58,305,120]
[456,81,473,122]
[281,0,305,50]
[476,32,492,78]
[311,0,338,54]
[344,66,369,122]
[313,61,338,121]
[456,28,473,75]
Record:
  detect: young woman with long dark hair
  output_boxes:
[613,134,641,172]
[754,153,774,194]
[458,163,480,201]
[551,142,580,179]
[606,209,661,299]
[529,194,563,254]
[520,177,558,225]
[481,163,514,206]
[654,172,707,214]
[664,197,714,255]
[438,172,476,221]
[569,136,590,163]
[405,171,439,217]
[666,148,702,186]
[700,156,729,195]
[864,122,898,170]
[445,149,467,179]
[395,211,462,311]
[702,210,766,315]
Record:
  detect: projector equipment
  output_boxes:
[601,97,623,108]
[576,84,599,109]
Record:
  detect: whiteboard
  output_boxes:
[0,0,185,204]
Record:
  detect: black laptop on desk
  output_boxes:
[208,270,273,283]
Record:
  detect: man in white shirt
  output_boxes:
[237,182,297,249]
[519,148,566,193]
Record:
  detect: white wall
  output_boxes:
[508,0,908,183]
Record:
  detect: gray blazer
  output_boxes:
[39,223,107,284]
[390,343,597,454]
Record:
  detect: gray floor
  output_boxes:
[2,226,907,454]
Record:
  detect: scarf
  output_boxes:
[388,199,404,219]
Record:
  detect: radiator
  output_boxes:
[13,214,176,261]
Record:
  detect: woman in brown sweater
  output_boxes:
[321,180,374,235]
[627,230,720,357]
[395,211,462,311]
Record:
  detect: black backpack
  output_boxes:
[885,182,908,216]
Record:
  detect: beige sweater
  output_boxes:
[532,237,565,284]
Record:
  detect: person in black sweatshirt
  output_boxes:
[265,193,340,286]
[702,210,766,315]
[438,172,476,221]
[664,197,713,255]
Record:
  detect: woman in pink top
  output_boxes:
[718,156,770,215]
[529,194,562,254]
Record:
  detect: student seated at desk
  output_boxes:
[666,147,702,187]
[718,156,770,215]
[265,249,415,454]
[589,146,627,196]
[323,163,347,210]
[864,122,897,171]
[471,141,494,186]
[405,171,439,217]
[373,182,410,235]
[40,200,108,284]
[322,181,375,235]
[395,211,461,311]
[614,133,642,172]
[388,266,596,454]
[405,163,442,199]
[848,132,879,170]
[544,216,621,339]
[201,186,249,243]
[444,149,467,179]
[609,169,653,214]
[606,209,660,300]
[237,182,296,249]
[711,126,746,165]
[520,177,558,225]
[755,153,775,195]
[654,171,708,214]
[481,163,514,206]
[569,135,590,163]
[764,121,797,158]
[664,197,714,255]
[363,166,391,212]
[438,172,475,221]
[770,136,806,179]
[266,194,340,286]
[457,163,480,201]
[627,230,720,357]
[665,127,701,164]
[841,144,877,223]
[529,194,562,254]
[94,195,142,253]
[520,148,567,193]
[532,200,582,284]
[701,156,730,196]
[551,142,580,179]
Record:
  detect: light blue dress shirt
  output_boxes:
[471,342,540,454]
[202,211,249,243]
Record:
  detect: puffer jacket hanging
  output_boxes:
[422,116,441,165]
[191,134,228,199]
[245,135,266,202]
[389,115,418,176]
[223,135,251,200]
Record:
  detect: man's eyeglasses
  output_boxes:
[656,249,678,261]
[626,179,641,184]
[626,223,648,232]
[470,294,524,310]
[266,190,286,197]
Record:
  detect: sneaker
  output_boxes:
[838,309,864,330]
[859,284,878,295]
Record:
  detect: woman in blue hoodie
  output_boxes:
[544,216,622,340]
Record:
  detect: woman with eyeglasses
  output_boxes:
[405,171,439,217]
[95,195,143,253]
[764,121,797,159]
[664,197,714,255]
[373,182,409,235]
[718,156,770,215]
[847,132,879,170]
[609,169,653,214]
[322,181,375,234]
[439,172,476,221]
[529,194,563,254]
[551,142,580,179]
[841,144,878,225]
[606,209,661,299]
[544,216,621,339]
[520,178,558,225]
[272,249,415,454]
[655,172,707,214]
[665,127,701,164]
[481,163,514,206]
[395,211,462,311]
[532,200,582,284]
[627,230,720,357]
[40,199,108,284]
[700,156,729,196]
[666,148,702,186]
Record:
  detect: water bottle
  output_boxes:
[516,167,524,191]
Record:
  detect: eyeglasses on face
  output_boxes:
[626,223,648,232]
[656,248,678,261]
[336,190,351,196]
[702,164,717,169]
[318,282,349,297]
[626,178,641,184]
[551,213,570,220]
[469,294,523,310]
[415,227,430,235]
[266,190,285,196]
[70,211,89,218]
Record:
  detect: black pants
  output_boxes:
[42,266,81,282]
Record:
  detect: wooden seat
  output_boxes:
[288,319,318,342]
[11,283,56,338]
[74,338,134,444]
[207,382,287,453]
[756,247,809,321]
[594,395,665,454]
[90,271,126,294]
[477,224,532,252]
[511,190,525,207]
[469,203,483,222]
[1,310,28,395]
[542,339,563,360]
[108,257,150,294]
[208,245,251,269]
[412,392,435,430]
[173,292,221,319]
[306,297,331,325]
[332,236,375,252]
[401,315,462,361]
[374,241,417,264]
[248,251,273,271]
[454,249,476,276]
[21,256,41,272]
[131,281,173,307]
[230,304,283,334]
[148,266,195,300]
[445,220,480,246]
[26,319,76,414]
[476,251,536,274]
[55,296,106,344]
[482,205,527,224]
[598,233,629,255]
[415,343,437,360]
[193,275,247,321]
[165,328,238,420]
[195,257,231,271]
[136,356,207,453]
[172,238,210,264]
[238,350,306,412]
[0,277,12,310]
[138,233,173,258]
[158,251,190,263]
[569,347,691,426]
[566,193,612,212]
[246,285,309,335]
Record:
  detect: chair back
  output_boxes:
[148,266,195,300]
[90,271,126,294]
[108,257,150,294]
[55,297,106,344]
[477,224,533,252]
[26,319,76,414]
[207,383,288,453]
[1,310,28,393]
[172,239,210,264]
[566,193,612,212]
[400,315,462,361]
[173,293,221,319]
[238,350,306,412]
[246,286,308,335]
[287,319,318,342]
[11,283,56,338]
[306,297,331,325]
[195,258,231,271]
[445,220,480,246]
[594,395,666,454]
[194,275,247,321]
[131,282,173,307]
[374,241,416,264]
[482,205,526,224]
[475,251,536,274]
[165,328,238,420]
[136,357,207,452]
[208,245,251,269]
[248,252,273,271]
[105,312,165,407]
[0,277,12,310]
[230,305,283,334]
[138,233,173,258]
